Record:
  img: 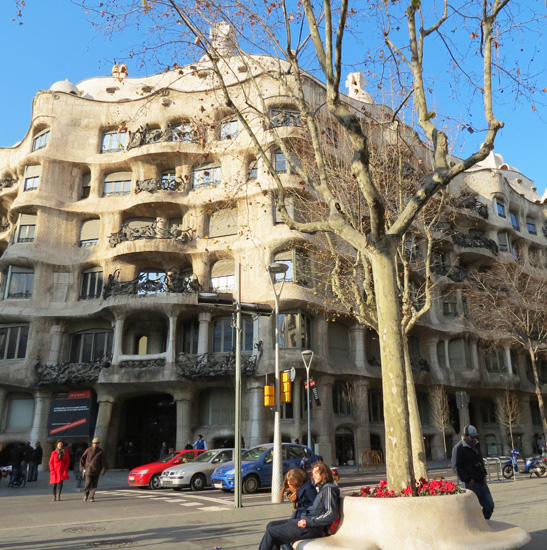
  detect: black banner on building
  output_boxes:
[48,390,93,438]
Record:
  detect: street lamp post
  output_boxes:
[266,262,289,504]
[301,350,314,450]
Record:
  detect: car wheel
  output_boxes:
[190,474,206,491]
[149,474,161,490]
[242,475,259,494]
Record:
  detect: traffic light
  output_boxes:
[264,385,275,407]
[281,371,292,403]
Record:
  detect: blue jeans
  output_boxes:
[259,518,324,550]
[467,481,494,519]
[27,462,38,481]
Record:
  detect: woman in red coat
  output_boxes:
[49,440,70,501]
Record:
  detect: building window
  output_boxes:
[273,150,299,174]
[0,325,29,360]
[333,382,352,416]
[366,330,381,366]
[69,329,113,363]
[16,214,37,243]
[480,400,497,424]
[448,338,472,370]
[498,231,510,252]
[192,164,221,188]
[79,219,100,247]
[24,176,39,191]
[485,350,506,372]
[101,130,126,153]
[278,311,311,349]
[208,208,238,238]
[270,108,301,127]
[4,266,34,299]
[169,121,199,143]
[437,340,447,369]
[495,199,506,218]
[32,129,50,151]
[509,211,520,231]
[368,390,384,423]
[441,290,458,317]
[328,323,350,360]
[81,173,91,199]
[220,120,238,140]
[161,170,178,191]
[212,316,253,353]
[80,268,103,300]
[103,172,131,197]
[181,320,199,354]
[210,259,235,291]
[137,270,167,295]
[526,217,537,235]
[198,388,235,425]
[248,158,258,180]
[417,392,430,426]
[273,249,310,286]
[5,393,34,431]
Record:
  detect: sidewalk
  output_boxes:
[0,463,545,550]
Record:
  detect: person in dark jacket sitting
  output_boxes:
[455,425,494,519]
[80,437,107,502]
[280,468,317,519]
[258,462,340,550]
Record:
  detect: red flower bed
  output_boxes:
[353,477,463,498]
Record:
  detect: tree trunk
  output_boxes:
[403,341,428,481]
[528,349,547,440]
[370,248,414,490]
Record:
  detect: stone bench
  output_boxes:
[294,491,530,550]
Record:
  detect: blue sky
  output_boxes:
[1,1,545,197]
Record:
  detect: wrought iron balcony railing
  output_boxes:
[431,262,468,282]
[451,232,499,254]
[108,221,196,248]
[34,356,111,386]
[457,196,489,219]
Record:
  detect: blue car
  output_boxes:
[211,443,321,494]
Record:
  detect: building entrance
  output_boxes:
[118,394,176,468]
[335,427,355,466]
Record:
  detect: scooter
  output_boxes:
[502,449,547,479]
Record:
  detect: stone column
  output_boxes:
[29,390,52,445]
[350,325,366,369]
[0,386,6,428]
[166,314,177,365]
[455,391,470,434]
[197,312,212,355]
[112,318,125,362]
[173,389,193,449]
[243,379,268,448]
[94,395,116,465]
[46,325,63,364]
[504,347,514,375]
[352,379,370,467]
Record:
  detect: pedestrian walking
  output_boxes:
[79,437,107,502]
[28,441,43,482]
[49,440,70,501]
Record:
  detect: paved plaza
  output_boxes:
[0,463,545,549]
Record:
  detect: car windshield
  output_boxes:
[242,446,269,461]
[193,450,218,463]
[158,451,182,463]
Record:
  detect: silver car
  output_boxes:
[160,448,234,491]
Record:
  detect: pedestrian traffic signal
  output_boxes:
[264,385,275,407]
[281,371,292,403]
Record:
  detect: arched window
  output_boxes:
[210,259,235,291]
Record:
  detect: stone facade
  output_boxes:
[0,47,546,469]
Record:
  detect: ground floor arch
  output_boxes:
[335,426,355,466]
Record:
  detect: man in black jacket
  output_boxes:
[80,438,107,502]
[28,441,43,482]
[455,425,494,519]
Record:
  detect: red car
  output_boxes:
[128,449,204,489]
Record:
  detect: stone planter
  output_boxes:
[295,491,530,550]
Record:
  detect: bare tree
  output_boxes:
[497,390,521,453]
[467,262,547,440]
[80,0,543,490]
[429,385,451,465]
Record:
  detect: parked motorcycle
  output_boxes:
[502,449,547,479]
